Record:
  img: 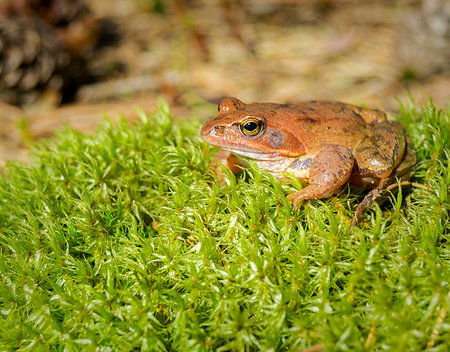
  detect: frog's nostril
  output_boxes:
[213,126,225,135]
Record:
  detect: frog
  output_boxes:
[201,97,417,226]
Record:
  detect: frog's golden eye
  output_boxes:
[239,117,264,136]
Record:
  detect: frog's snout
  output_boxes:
[211,125,225,135]
[201,121,225,140]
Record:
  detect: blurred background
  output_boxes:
[0,0,449,166]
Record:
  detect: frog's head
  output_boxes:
[201,97,304,160]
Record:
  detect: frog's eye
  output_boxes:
[239,117,264,136]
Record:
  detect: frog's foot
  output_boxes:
[351,179,431,229]
[351,178,389,228]
[287,144,354,210]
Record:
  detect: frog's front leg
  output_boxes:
[210,149,244,184]
[286,144,354,209]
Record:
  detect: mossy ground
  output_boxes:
[0,101,448,351]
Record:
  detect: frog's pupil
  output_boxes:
[245,121,258,131]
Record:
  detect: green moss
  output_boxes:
[0,100,448,351]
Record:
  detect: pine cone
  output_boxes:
[0,16,72,105]
[0,0,100,58]
[0,0,90,28]
[0,1,119,106]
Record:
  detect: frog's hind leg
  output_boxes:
[287,144,354,209]
[393,132,416,178]
[351,134,419,229]
[354,121,406,179]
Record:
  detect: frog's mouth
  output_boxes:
[222,147,281,161]
[225,148,297,174]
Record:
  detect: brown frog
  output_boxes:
[201,97,416,226]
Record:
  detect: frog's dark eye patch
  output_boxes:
[239,117,264,136]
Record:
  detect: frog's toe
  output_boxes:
[286,191,305,210]
[351,178,389,227]
[286,184,336,210]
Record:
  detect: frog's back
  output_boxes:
[250,101,372,150]
[289,101,384,124]
[245,100,381,125]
